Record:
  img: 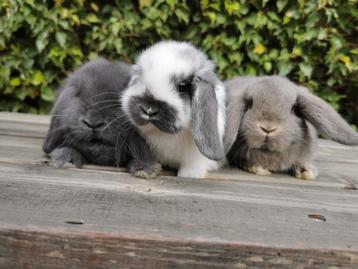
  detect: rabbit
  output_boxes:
[121,41,227,178]
[224,75,358,180]
[43,58,161,178]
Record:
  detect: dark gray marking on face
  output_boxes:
[170,73,195,100]
[128,93,179,133]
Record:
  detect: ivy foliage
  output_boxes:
[0,0,357,125]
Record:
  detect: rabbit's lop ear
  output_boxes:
[192,78,225,161]
[224,90,247,153]
[296,88,358,145]
[43,88,72,154]
[43,115,67,154]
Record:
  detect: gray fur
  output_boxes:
[192,77,225,160]
[188,58,226,161]
[225,75,358,178]
[43,58,159,178]
[296,86,358,145]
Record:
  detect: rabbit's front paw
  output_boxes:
[129,161,162,179]
[293,165,317,180]
[49,147,84,168]
[246,165,272,176]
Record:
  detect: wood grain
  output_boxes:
[0,112,358,268]
[1,228,357,269]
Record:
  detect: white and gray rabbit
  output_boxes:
[43,58,160,178]
[225,76,358,180]
[121,41,227,178]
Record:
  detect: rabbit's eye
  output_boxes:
[244,97,253,111]
[292,102,302,117]
[176,76,194,98]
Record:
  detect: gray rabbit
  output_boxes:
[225,76,358,179]
[43,58,160,178]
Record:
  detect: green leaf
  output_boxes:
[68,47,83,57]
[278,62,294,75]
[317,29,327,40]
[139,0,154,9]
[330,35,343,49]
[15,88,28,101]
[245,65,257,76]
[40,85,55,102]
[327,77,336,87]
[206,12,216,24]
[31,71,45,86]
[166,0,177,9]
[228,53,242,64]
[86,14,100,23]
[88,52,99,60]
[224,1,240,15]
[10,78,21,87]
[55,32,67,48]
[175,8,189,24]
[114,39,123,53]
[36,31,49,52]
[264,62,272,72]
[90,2,99,12]
[299,63,313,78]
[277,0,288,11]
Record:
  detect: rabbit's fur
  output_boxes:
[121,41,226,178]
[225,76,358,179]
[43,58,160,178]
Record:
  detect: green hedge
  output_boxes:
[0,0,357,126]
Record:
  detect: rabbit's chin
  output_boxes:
[136,121,181,135]
[247,136,292,153]
[131,113,182,134]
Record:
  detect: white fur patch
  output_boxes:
[139,125,220,178]
[121,77,146,118]
[215,82,227,143]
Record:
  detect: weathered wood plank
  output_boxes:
[1,228,357,269]
[0,112,48,138]
[317,146,358,164]
[1,112,358,268]
[0,112,50,123]
[0,162,358,248]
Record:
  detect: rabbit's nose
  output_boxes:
[140,106,159,117]
[81,118,103,129]
[259,125,278,134]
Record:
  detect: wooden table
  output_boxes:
[0,112,357,268]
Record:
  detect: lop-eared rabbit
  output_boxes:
[43,58,160,178]
[121,41,226,178]
[225,76,358,179]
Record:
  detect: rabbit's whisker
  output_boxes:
[89,100,120,107]
[93,104,121,112]
[91,92,121,98]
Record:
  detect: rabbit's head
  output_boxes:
[122,41,226,160]
[43,59,131,154]
[225,76,358,154]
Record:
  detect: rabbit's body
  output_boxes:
[140,127,219,177]
[122,41,226,178]
[43,58,160,178]
[225,76,358,179]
